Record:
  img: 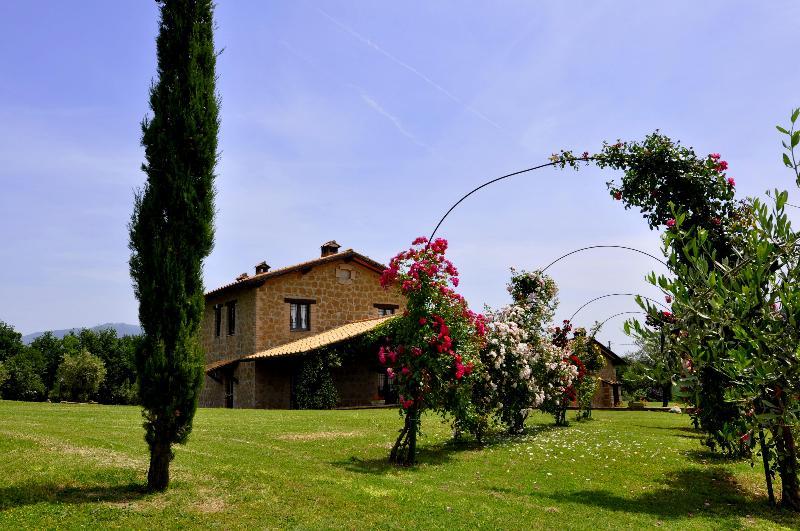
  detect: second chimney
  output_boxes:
[255,261,270,274]
[320,240,341,257]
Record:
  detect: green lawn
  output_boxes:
[0,401,797,530]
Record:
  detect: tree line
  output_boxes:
[0,321,140,405]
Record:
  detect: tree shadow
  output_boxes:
[332,423,567,475]
[0,481,148,511]
[684,448,748,465]
[509,466,797,525]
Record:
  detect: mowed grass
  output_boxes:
[0,401,798,530]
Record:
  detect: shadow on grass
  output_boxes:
[0,481,148,511]
[503,466,797,525]
[684,448,748,464]
[332,423,568,475]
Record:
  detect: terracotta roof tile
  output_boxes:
[205,249,387,298]
[244,315,395,360]
[204,316,395,372]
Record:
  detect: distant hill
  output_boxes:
[22,323,142,344]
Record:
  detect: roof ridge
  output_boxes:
[205,248,386,297]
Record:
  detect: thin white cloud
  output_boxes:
[316,7,503,131]
[355,90,431,151]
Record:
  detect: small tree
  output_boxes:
[50,350,106,403]
[1,349,46,401]
[129,0,219,491]
[378,237,484,465]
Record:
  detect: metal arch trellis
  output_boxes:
[592,311,646,334]
[540,245,669,273]
[426,158,593,245]
[568,293,668,323]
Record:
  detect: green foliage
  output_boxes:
[128,0,219,491]
[0,321,24,363]
[1,348,46,401]
[597,132,737,242]
[49,350,107,403]
[30,331,66,392]
[571,332,603,419]
[0,361,8,395]
[622,111,800,509]
[294,353,340,410]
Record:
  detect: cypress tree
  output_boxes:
[128,0,219,492]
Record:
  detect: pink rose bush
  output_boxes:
[379,237,484,465]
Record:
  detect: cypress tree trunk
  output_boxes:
[129,0,219,492]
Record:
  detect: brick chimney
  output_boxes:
[255,261,270,274]
[320,240,341,257]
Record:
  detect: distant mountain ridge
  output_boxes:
[22,322,142,344]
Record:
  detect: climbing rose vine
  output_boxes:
[379,237,485,465]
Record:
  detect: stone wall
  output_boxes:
[332,356,383,407]
[200,286,257,363]
[252,259,405,352]
[254,358,295,409]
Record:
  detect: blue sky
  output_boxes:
[1,1,798,354]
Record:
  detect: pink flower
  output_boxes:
[401,367,411,376]
[412,236,428,246]
[740,433,750,443]
[727,177,735,187]
[451,277,459,287]
[712,217,721,226]
[613,190,622,200]
[386,368,395,379]
[419,317,427,325]
[411,347,422,357]
[377,347,387,365]
[716,160,729,172]
[666,218,676,228]
[710,153,721,161]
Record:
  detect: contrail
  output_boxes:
[358,91,431,151]
[317,8,503,131]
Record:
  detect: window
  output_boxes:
[374,303,399,317]
[226,301,236,335]
[285,298,316,331]
[214,304,222,337]
[290,303,310,331]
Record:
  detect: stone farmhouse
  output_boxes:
[200,241,405,409]
[585,338,625,408]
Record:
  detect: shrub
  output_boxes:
[294,353,340,409]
